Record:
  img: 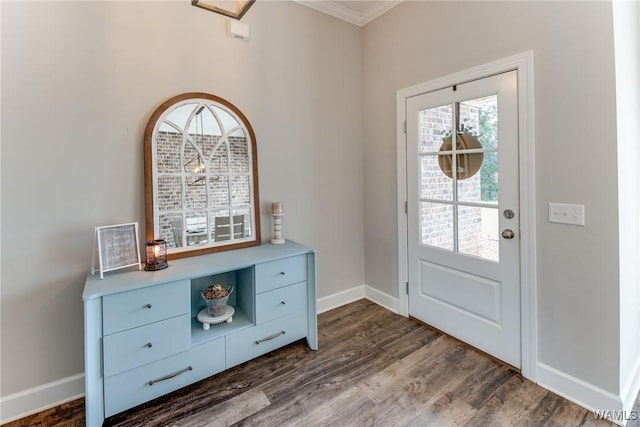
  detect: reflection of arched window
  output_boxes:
[148,94,259,257]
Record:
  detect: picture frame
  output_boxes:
[92,222,142,279]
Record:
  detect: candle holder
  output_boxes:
[271,202,285,244]
[144,239,168,271]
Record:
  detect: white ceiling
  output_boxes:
[294,0,403,26]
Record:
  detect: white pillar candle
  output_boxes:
[272,202,283,215]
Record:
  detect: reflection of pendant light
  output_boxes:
[187,105,223,186]
[438,101,484,180]
[187,106,206,186]
[195,105,205,175]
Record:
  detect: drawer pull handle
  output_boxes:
[278,271,286,276]
[148,366,193,386]
[145,342,153,348]
[145,304,152,309]
[255,331,286,345]
[280,301,286,305]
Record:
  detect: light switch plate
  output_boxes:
[548,202,585,226]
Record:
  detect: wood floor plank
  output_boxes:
[180,388,271,427]
[4,300,619,427]
[462,372,547,426]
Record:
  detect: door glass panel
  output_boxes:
[458,151,498,203]
[459,95,498,148]
[458,206,499,261]
[420,202,453,251]
[417,93,501,259]
[420,155,453,201]
[418,104,453,153]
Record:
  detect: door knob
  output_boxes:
[501,229,515,239]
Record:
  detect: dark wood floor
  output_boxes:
[5,299,619,427]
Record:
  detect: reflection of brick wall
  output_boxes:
[155,131,251,248]
[156,132,249,210]
[418,106,493,259]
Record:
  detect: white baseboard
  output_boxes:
[622,355,640,413]
[364,284,401,314]
[317,284,401,315]
[0,373,85,424]
[537,362,624,425]
[317,285,366,313]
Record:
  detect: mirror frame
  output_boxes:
[144,92,261,260]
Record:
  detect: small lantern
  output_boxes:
[145,239,168,271]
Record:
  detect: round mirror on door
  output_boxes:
[437,100,484,180]
[144,93,260,259]
[438,132,484,180]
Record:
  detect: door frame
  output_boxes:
[396,51,537,380]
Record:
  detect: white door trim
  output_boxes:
[396,51,537,381]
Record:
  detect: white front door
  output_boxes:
[406,71,521,367]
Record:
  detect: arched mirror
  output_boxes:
[144,93,260,259]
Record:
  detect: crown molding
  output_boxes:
[294,1,402,27]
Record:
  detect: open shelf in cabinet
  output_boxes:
[189,266,255,345]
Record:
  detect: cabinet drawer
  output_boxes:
[103,280,189,335]
[104,337,225,417]
[103,314,190,377]
[256,281,307,324]
[226,310,307,368]
[255,255,306,293]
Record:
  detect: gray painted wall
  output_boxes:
[1,1,364,396]
[362,1,621,394]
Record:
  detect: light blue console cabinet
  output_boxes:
[83,241,317,427]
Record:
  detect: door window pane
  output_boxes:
[458,151,498,203]
[420,202,453,251]
[459,95,498,149]
[420,155,453,201]
[458,206,499,261]
[418,104,453,153]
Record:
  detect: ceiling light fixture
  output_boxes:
[191,0,255,19]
